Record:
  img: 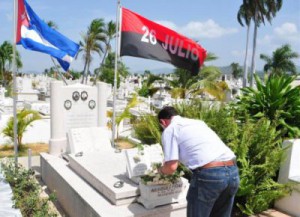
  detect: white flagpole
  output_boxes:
[112,0,121,148]
[13,0,18,167]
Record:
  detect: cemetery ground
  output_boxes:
[0,141,293,217]
[0,142,48,158]
[0,138,135,158]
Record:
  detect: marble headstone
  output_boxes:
[124,144,164,179]
[49,81,107,156]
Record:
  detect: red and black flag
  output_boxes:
[120,7,207,75]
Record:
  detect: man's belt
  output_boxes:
[192,160,236,172]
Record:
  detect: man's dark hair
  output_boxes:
[158,106,178,120]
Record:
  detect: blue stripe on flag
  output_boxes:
[18,0,79,71]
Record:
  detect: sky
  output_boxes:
[0,0,299,74]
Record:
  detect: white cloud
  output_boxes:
[255,22,300,69]
[181,19,238,38]
[156,19,238,39]
[274,22,300,42]
[257,22,300,57]
[274,22,298,35]
[258,35,273,45]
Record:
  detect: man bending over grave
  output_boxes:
[157,106,239,217]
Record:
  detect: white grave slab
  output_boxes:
[68,150,139,205]
[41,153,187,217]
[67,127,111,154]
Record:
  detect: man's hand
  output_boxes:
[159,160,179,175]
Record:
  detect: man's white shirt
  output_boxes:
[161,116,235,170]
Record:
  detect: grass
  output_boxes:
[0,138,135,158]
[115,137,136,149]
[0,143,48,158]
[0,139,135,158]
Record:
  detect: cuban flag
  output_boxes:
[16,0,79,71]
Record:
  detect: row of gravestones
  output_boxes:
[48,81,299,212]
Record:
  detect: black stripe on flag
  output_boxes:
[121,32,200,75]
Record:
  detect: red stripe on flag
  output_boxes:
[121,7,207,72]
[16,0,29,43]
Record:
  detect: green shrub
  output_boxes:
[234,74,300,138]
[132,114,161,144]
[0,159,57,217]
[174,100,238,145]
[132,101,293,215]
[232,118,292,215]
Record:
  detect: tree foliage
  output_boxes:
[77,18,106,83]
[234,118,291,215]
[234,74,300,137]
[94,20,116,84]
[260,44,299,76]
[0,41,22,85]
[98,52,129,87]
[2,109,42,146]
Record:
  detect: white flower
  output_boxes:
[133,155,141,163]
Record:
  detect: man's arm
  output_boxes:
[159,160,179,175]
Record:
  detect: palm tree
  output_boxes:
[46,21,67,84]
[0,41,13,81]
[247,0,282,87]
[230,62,243,79]
[98,52,129,87]
[140,73,163,97]
[93,20,116,85]
[0,41,22,86]
[167,68,197,99]
[190,66,227,101]
[77,19,106,84]
[115,94,139,138]
[2,109,41,146]
[193,53,228,101]
[46,20,58,30]
[166,53,226,100]
[260,44,299,76]
[237,1,252,87]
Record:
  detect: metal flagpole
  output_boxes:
[112,0,121,148]
[12,0,18,167]
[50,57,68,85]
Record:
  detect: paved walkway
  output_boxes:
[251,209,293,217]
[18,155,41,171]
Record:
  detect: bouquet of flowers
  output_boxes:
[140,162,184,185]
